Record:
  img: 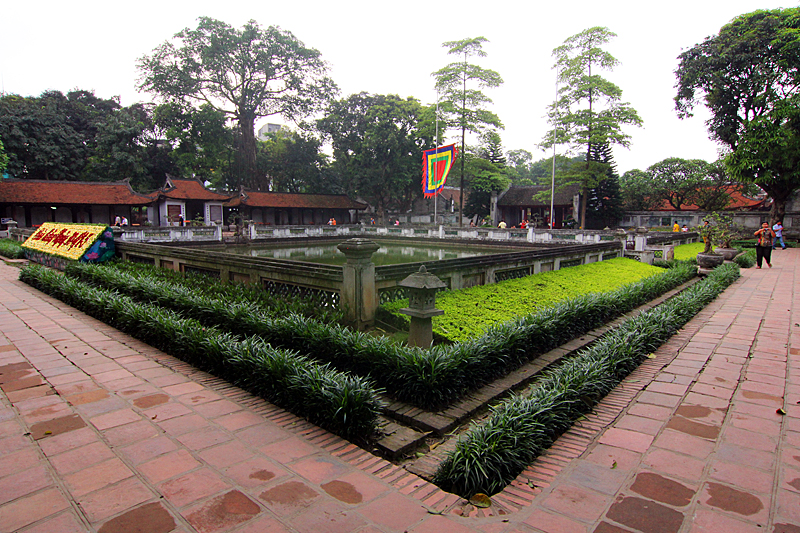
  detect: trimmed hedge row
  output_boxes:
[105,260,342,323]
[20,264,382,441]
[433,263,740,497]
[65,261,696,409]
[0,238,26,259]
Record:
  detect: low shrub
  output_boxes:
[0,238,26,259]
[433,263,740,497]
[19,264,382,440]
[107,260,342,323]
[733,249,756,268]
[63,261,696,409]
[380,259,664,342]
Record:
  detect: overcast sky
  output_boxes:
[1,0,790,174]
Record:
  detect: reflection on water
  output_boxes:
[225,242,513,266]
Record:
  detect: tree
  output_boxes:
[257,129,331,193]
[433,37,503,225]
[645,157,709,211]
[317,93,434,223]
[87,103,178,191]
[152,102,233,187]
[620,169,661,211]
[479,130,506,167]
[462,155,509,220]
[584,143,624,229]
[138,17,338,189]
[675,8,800,223]
[0,137,8,174]
[540,27,642,228]
[0,90,119,180]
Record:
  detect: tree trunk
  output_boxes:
[238,115,258,190]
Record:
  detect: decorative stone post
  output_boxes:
[398,266,446,348]
[634,226,649,251]
[337,238,381,331]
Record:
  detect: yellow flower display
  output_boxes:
[22,223,107,261]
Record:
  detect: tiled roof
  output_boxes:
[158,177,233,201]
[0,179,155,205]
[498,185,580,207]
[227,190,367,210]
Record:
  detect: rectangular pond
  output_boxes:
[213,240,521,266]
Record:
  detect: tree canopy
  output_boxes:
[317,93,434,223]
[540,27,642,228]
[257,129,332,194]
[675,7,800,221]
[138,17,337,189]
[433,37,503,224]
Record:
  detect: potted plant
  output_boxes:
[713,213,740,260]
[696,213,725,268]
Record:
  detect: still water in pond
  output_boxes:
[224,242,516,266]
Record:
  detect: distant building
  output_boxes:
[257,123,283,141]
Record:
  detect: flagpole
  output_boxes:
[550,73,558,230]
[434,90,440,226]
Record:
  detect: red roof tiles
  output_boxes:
[227,190,367,210]
[0,179,155,205]
[158,177,233,201]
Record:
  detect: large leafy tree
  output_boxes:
[540,27,642,228]
[152,102,233,187]
[0,90,120,180]
[0,138,8,174]
[87,103,178,191]
[645,157,710,211]
[433,37,503,225]
[138,17,338,189]
[675,8,800,222]
[257,129,331,193]
[317,93,434,223]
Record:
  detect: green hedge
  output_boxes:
[64,261,696,409]
[19,264,382,441]
[0,238,26,259]
[380,258,663,342]
[433,263,740,497]
[105,260,342,323]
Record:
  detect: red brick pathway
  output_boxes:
[0,250,797,532]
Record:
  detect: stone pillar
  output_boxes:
[398,266,446,348]
[337,238,381,331]
[634,226,649,251]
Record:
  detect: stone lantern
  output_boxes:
[398,265,447,348]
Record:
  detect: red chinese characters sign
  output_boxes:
[22,223,107,260]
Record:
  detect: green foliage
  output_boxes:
[20,264,380,440]
[434,263,740,497]
[317,93,433,222]
[675,7,800,222]
[72,260,342,323]
[138,17,338,188]
[673,242,705,261]
[733,248,756,268]
[0,239,25,259]
[0,137,8,174]
[540,27,643,228]
[257,129,332,194]
[383,258,663,343]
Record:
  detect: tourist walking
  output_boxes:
[772,220,787,250]
[754,222,776,268]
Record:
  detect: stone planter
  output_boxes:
[697,252,724,269]
[715,247,739,261]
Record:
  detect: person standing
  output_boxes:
[673,221,680,232]
[754,222,776,268]
[772,220,787,250]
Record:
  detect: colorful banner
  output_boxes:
[422,144,458,198]
[22,223,115,262]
